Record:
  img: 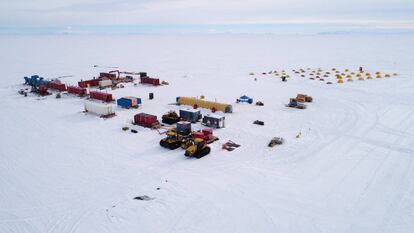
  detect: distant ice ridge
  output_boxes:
[1,23,414,35]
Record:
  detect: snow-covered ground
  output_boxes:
[0,34,414,233]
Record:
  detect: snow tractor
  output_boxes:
[184,138,211,159]
[162,111,180,125]
[160,128,191,150]
[286,98,306,109]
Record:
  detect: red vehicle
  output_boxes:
[192,128,218,144]
[140,76,160,86]
[89,91,113,102]
[67,86,87,96]
[48,81,67,92]
[134,113,160,128]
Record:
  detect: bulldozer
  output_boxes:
[184,138,211,159]
[160,128,191,150]
[162,111,180,125]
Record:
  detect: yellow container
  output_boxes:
[338,79,344,83]
[376,75,382,79]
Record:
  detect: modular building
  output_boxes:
[176,97,233,113]
[202,114,225,128]
[78,79,101,88]
[99,79,113,88]
[140,76,160,86]
[48,81,67,92]
[84,101,114,117]
[67,86,87,96]
[90,91,113,102]
[117,97,142,108]
[179,109,202,123]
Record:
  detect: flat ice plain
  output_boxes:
[0,34,413,233]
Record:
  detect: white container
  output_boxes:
[84,101,114,116]
[99,79,112,88]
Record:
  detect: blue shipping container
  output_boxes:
[117,97,142,108]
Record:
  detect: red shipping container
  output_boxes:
[48,81,67,92]
[140,77,160,86]
[67,86,87,96]
[90,91,113,102]
[100,72,117,79]
[134,113,158,127]
[78,79,100,88]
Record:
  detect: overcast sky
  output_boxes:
[1,0,413,27]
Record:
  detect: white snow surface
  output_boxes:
[0,34,414,233]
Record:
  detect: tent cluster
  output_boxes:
[250,67,398,85]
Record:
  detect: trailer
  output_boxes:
[134,113,160,128]
[67,86,87,97]
[202,114,225,128]
[117,97,142,109]
[179,109,202,123]
[89,91,113,102]
[48,81,67,92]
[84,101,115,118]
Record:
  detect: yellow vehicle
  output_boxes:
[160,129,190,150]
[184,138,211,159]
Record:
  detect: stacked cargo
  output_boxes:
[140,76,160,86]
[134,113,160,128]
[89,91,113,102]
[67,86,87,97]
[48,81,67,92]
[84,101,115,118]
[117,97,142,109]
